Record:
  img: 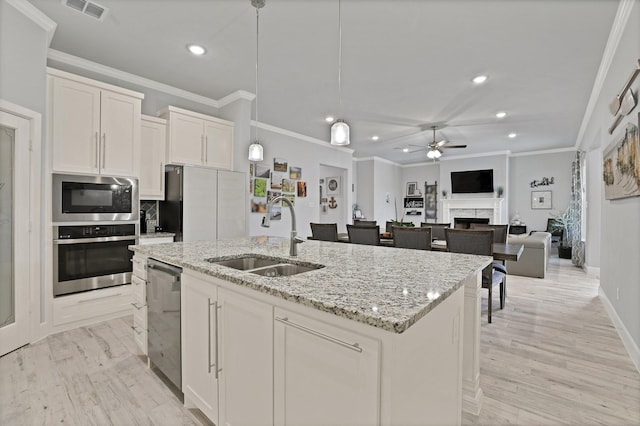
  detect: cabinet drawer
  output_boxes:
[131,275,146,302]
[53,285,132,326]
[132,304,147,330]
[132,256,147,280]
[132,322,147,356]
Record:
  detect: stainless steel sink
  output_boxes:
[206,255,324,277]
[249,264,321,277]
[210,256,281,271]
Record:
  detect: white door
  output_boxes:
[0,112,30,356]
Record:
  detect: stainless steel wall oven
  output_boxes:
[53,224,137,297]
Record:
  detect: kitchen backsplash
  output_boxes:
[141,200,158,221]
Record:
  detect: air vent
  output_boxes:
[63,0,108,20]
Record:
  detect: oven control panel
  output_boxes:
[57,224,136,239]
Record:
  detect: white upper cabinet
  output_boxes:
[140,116,167,200]
[159,106,234,170]
[49,68,143,177]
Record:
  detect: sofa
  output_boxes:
[505,231,551,278]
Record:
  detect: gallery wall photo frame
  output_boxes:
[406,182,418,196]
[531,190,552,209]
[326,176,340,195]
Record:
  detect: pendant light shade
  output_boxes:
[248,141,264,161]
[330,120,350,146]
[248,0,265,162]
[330,0,350,146]
[427,149,442,159]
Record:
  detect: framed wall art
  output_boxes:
[406,182,418,196]
[326,176,340,195]
[424,181,438,219]
[602,119,640,200]
[531,190,552,209]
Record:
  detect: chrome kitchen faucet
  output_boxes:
[261,196,304,256]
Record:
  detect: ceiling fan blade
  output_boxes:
[436,140,448,147]
[441,144,467,149]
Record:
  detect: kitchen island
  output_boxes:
[130,237,491,425]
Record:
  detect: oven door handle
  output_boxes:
[53,235,137,244]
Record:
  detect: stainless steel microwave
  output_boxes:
[52,174,139,222]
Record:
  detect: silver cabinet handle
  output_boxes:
[131,325,143,335]
[159,162,164,191]
[204,135,208,162]
[102,133,106,168]
[94,132,99,168]
[208,298,215,373]
[215,303,221,378]
[275,317,362,353]
[131,302,145,310]
[201,134,205,163]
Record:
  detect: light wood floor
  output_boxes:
[1,256,639,425]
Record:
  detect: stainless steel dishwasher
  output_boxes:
[147,258,182,391]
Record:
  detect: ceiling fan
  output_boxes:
[397,126,468,159]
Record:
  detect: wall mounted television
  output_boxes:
[451,169,494,193]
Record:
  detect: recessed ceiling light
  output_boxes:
[472,75,488,84]
[496,111,507,118]
[187,44,206,55]
[402,148,409,153]
[325,116,335,123]
[371,135,379,141]
[508,133,517,138]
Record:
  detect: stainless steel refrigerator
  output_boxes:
[159,165,246,242]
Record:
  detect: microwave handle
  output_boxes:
[53,235,137,244]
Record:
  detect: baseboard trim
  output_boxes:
[598,286,640,374]
[586,265,600,278]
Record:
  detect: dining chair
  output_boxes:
[469,223,509,243]
[445,228,506,323]
[309,223,339,242]
[346,224,380,246]
[353,220,377,227]
[421,222,450,241]
[393,226,432,250]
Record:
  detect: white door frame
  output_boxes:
[0,99,42,351]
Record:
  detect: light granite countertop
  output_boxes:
[129,237,491,334]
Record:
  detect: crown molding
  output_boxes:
[438,150,511,162]
[252,121,354,154]
[219,90,255,106]
[575,0,636,149]
[47,49,254,109]
[509,147,576,158]
[7,0,57,46]
[400,161,439,168]
[353,156,402,167]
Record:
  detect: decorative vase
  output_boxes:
[558,245,572,259]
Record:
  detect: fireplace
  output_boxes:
[454,217,490,229]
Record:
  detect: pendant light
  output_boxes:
[248,0,265,162]
[330,0,350,146]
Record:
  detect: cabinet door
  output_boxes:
[168,112,204,165]
[51,77,101,174]
[99,89,141,177]
[274,308,380,426]
[203,119,233,170]
[182,273,219,424]
[217,171,246,239]
[218,287,273,426]
[140,119,166,199]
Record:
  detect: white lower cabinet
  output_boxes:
[131,254,148,356]
[182,272,273,426]
[218,287,273,426]
[182,272,219,423]
[273,308,380,426]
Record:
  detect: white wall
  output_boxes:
[438,154,509,223]
[585,148,602,270]
[579,0,640,362]
[245,126,353,238]
[373,159,402,226]
[355,159,374,220]
[508,150,575,232]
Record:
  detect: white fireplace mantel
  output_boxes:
[442,198,504,225]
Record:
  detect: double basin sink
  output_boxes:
[207,254,324,277]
